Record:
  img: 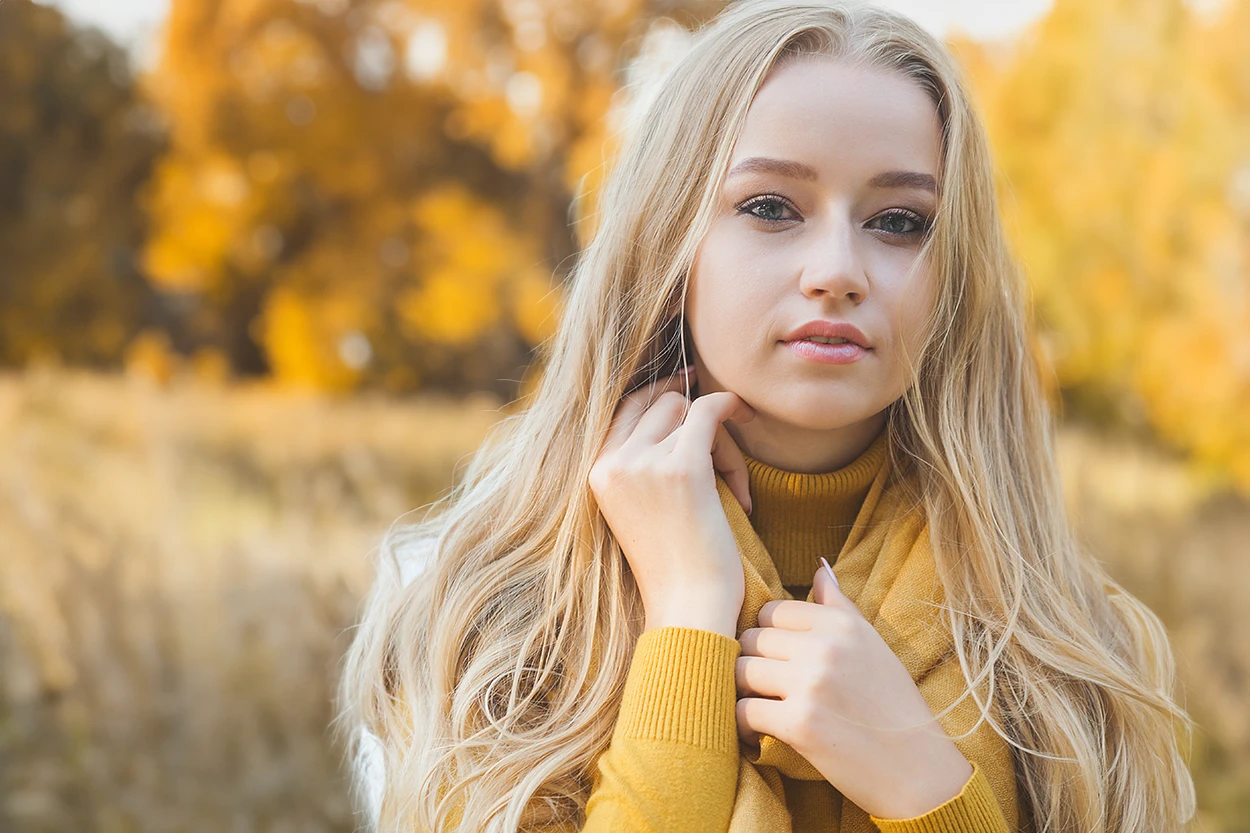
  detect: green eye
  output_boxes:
[737,195,796,223]
[868,209,932,237]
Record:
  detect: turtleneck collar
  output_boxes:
[741,429,890,595]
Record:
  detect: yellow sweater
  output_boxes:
[581,430,1018,832]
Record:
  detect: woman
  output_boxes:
[338,2,1197,831]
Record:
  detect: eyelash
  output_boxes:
[735,194,934,238]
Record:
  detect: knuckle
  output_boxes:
[684,392,711,413]
[655,459,693,484]
[804,662,835,697]
[814,634,843,668]
[642,392,689,421]
[655,390,689,408]
[791,699,817,737]
[735,698,749,723]
[587,459,622,491]
[740,627,761,653]
[789,681,819,717]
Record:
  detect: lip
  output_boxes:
[780,320,872,349]
[784,339,869,365]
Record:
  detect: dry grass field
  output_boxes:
[0,369,1246,832]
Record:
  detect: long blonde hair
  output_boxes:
[337,2,1196,830]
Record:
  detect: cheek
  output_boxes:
[892,265,939,360]
[686,230,774,330]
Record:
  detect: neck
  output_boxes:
[721,407,888,474]
[741,428,889,593]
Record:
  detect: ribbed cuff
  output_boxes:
[614,627,741,754]
[870,762,1009,832]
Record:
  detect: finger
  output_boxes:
[757,599,817,632]
[736,696,787,748]
[712,421,753,515]
[669,392,754,513]
[599,368,695,456]
[735,655,789,699]
[622,390,688,448]
[739,626,800,661]
[812,557,858,612]
[672,391,756,460]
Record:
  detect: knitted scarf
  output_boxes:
[712,447,1019,832]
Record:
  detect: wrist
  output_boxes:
[644,593,741,639]
[869,748,973,820]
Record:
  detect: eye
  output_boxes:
[865,208,932,238]
[736,194,799,224]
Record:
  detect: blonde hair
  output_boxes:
[337,2,1196,830]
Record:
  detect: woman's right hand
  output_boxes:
[588,366,757,639]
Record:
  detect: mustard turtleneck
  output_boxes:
[742,428,890,597]
[578,424,1013,832]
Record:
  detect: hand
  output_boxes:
[588,365,756,638]
[735,562,973,819]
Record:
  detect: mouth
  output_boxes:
[783,338,870,365]
[785,336,870,349]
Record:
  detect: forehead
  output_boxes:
[730,57,941,178]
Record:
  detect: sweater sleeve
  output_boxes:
[581,626,742,832]
[868,762,1011,833]
[354,625,740,832]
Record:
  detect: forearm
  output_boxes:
[582,627,741,832]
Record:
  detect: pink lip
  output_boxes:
[784,339,869,364]
[781,320,871,347]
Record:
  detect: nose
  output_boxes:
[797,215,869,304]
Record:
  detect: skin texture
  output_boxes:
[591,58,971,819]
[686,57,941,474]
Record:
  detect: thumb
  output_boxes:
[813,556,850,608]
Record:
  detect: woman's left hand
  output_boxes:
[735,563,973,820]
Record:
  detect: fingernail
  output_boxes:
[820,556,838,587]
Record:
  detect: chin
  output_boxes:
[766,402,869,431]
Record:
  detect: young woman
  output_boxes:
[338,2,1196,831]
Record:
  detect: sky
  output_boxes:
[43,0,1058,57]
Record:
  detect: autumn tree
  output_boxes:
[962,0,1250,490]
[0,0,165,367]
[143,0,721,396]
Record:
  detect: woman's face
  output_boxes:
[684,57,942,473]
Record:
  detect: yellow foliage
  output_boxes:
[967,0,1250,490]
[259,287,363,392]
[142,151,259,292]
[399,268,501,344]
[399,183,551,346]
[128,0,1249,489]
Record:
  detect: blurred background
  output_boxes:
[0,0,1246,830]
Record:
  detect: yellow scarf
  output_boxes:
[712,435,1019,832]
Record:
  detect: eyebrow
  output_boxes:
[726,156,938,194]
